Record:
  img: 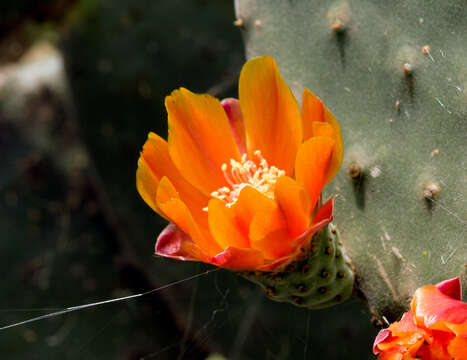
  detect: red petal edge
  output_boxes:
[436,276,461,300]
[221,98,247,155]
[373,329,392,354]
[155,223,200,261]
[297,196,335,244]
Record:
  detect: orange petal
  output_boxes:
[389,315,430,352]
[239,56,302,175]
[374,312,431,360]
[156,177,222,257]
[231,185,268,233]
[323,107,344,185]
[417,335,453,360]
[136,154,164,216]
[207,198,249,249]
[411,285,467,329]
[156,176,181,212]
[375,313,429,356]
[211,246,264,270]
[155,223,205,261]
[448,337,467,360]
[232,185,281,234]
[377,349,404,360]
[275,176,311,238]
[444,323,467,337]
[260,195,334,269]
[389,312,421,335]
[312,121,334,138]
[166,88,241,196]
[138,132,208,222]
[231,185,293,260]
[302,89,343,184]
[250,226,296,260]
[302,88,325,136]
[221,98,247,154]
[250,213,294,260]
[377,336,424,358]
[295,136,335,210]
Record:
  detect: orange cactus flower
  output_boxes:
[373,277,467,360]
[136,56,343,271]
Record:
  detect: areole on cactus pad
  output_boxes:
[136,56,354,307]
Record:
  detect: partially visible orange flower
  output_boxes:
[373,277,467,360]
[136,56,343,271]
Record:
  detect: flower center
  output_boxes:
[209,150,285,208]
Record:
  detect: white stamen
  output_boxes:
[206,150,285,209]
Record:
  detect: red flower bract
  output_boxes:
[373,277,467,360]
[136,56,343,271]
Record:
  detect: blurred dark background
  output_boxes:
[0,0,377,359]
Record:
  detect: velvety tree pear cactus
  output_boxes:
[234,0,466,321]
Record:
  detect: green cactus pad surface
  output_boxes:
[242,223,355,309]
[235,0,467,321]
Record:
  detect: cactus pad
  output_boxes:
[235,0,467,321]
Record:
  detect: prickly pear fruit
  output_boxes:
[242,223,354,309]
